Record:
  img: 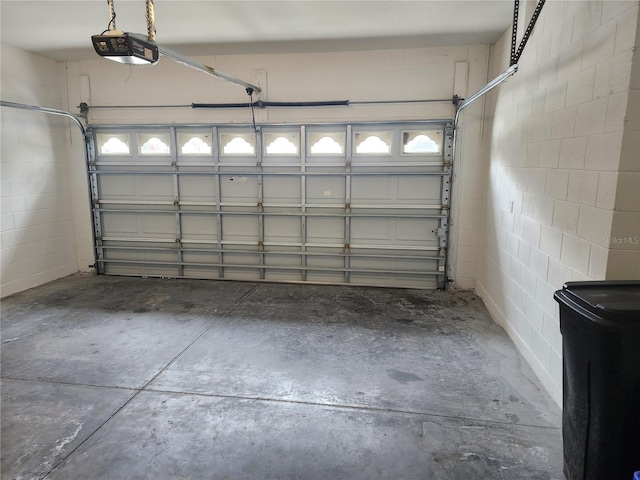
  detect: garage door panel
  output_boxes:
[99,177,136,198]
[351,218,392,242]
[348,256,434,273]
[140,215,176,236]
[348,272,393,286]
[91,122,450,288]
[220,175,258,201]
[351,177,393,202]
[102,261,175,276]
[264,217,300,244]
[223,252,260,268]
[264,259,303,282]
[395,218,439,244]
[307,253,343,268]
[264,253,300,267]
[179,176,216,202]
[223,268,261,281]
[101,245,178,263]
[348,273,438,288]
[263,177,300,203]
[221,217,258,242]
[265,271,302,282]
[307,218,344,243]
[397,176,442,202]
[101,214,138,235]
[181,248,222,278]
[306,273,346,284]
[98,176,175,201]
[183,266,220,279]
[306,177,345,203]
[181,215,217,240]
[182,251,218,265]
[139,176,173,199]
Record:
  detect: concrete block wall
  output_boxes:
[608,12,640,278]
[478,0,640,405]
[0,45,85,297]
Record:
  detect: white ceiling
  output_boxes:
[0,1,514,61]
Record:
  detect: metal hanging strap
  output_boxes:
[511,0,546,66]
[510,0,519,65]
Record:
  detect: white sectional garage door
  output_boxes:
[88,121,452,288]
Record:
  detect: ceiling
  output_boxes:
[0,1,514,61]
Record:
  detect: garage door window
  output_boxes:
[354,132,392,155]
[308,133,345,156]
[264,132,300,156]
[220,132,255,156]
[402,130,442,154]
[97,134,130,155]
[179,133,213,155]
[138,134,171,155]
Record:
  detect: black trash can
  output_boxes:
[554,281,640,480]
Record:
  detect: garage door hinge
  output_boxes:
[445,126,454,138]
[257,241,264,251]
[173,200,180,209]
[345,203,351,213]
[344,244,350,253]
[175,238,182,245]
[257,202,264,212]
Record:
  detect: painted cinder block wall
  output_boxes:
[478,0,640,405]
[0,45,91,298]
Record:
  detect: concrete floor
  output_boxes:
[1,274,563,479]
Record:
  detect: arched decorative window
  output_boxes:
[97,134,130,155]
[264,132,300,156]
[402,130,442,154]
[180,135,212,155]
[220,133,255,156]
[354,132,392,155]
[308,133,345,155]
[138,134,171,155]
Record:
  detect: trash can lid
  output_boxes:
[557,281,640,327]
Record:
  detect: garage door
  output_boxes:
[88,121,452,288]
